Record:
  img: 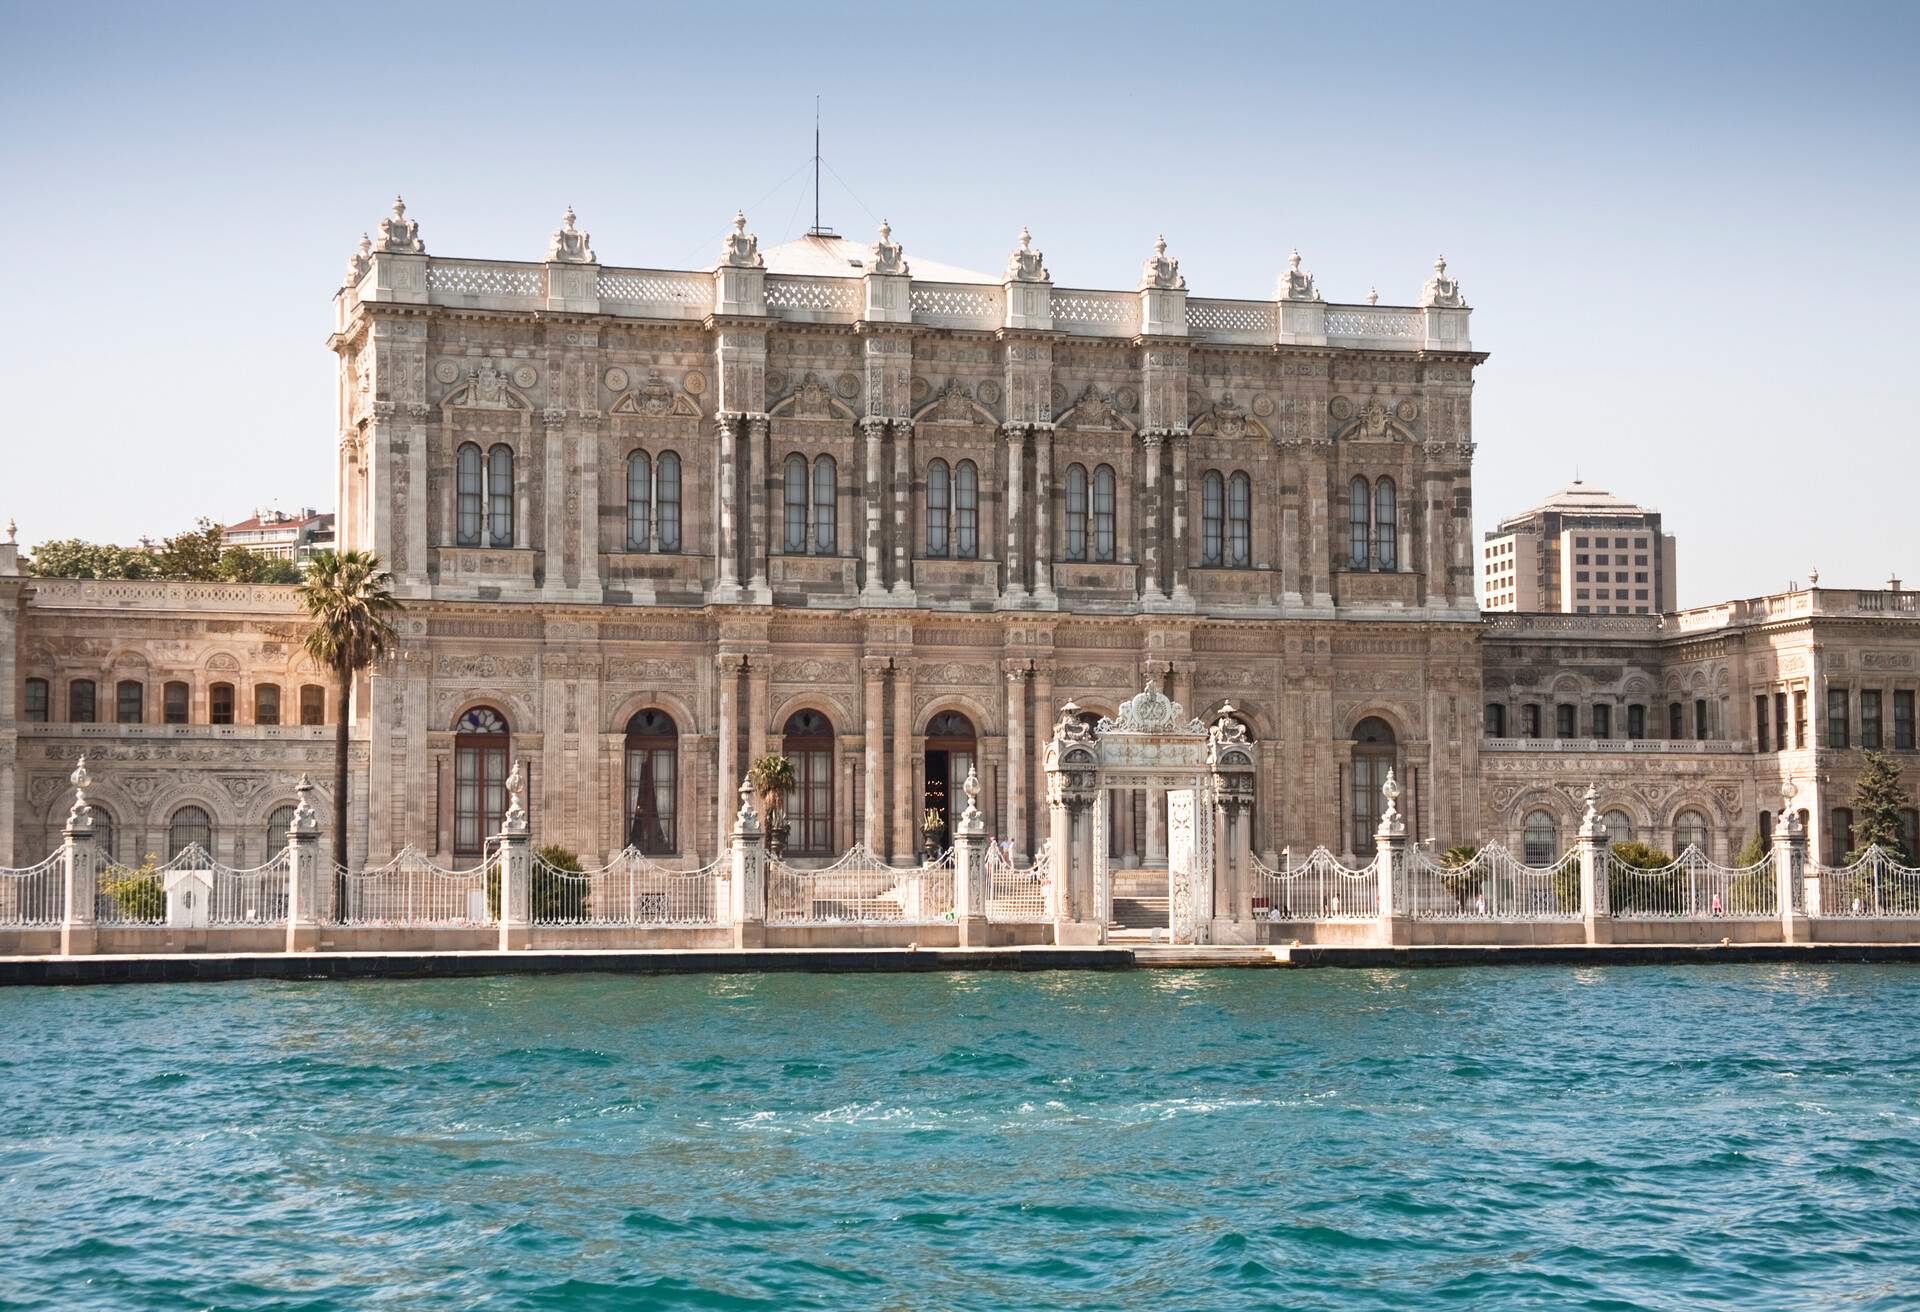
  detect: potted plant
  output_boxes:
[921,806,944,863]
[748,754,795,858]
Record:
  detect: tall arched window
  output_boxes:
[210,682,235,726]
[923,711,978,853]
[23,677,48,723]
[1350,716,1396,856]
[116,680,144,724]
[95,806,116,863]
[1674,810,1709,855]
[1374,477,1397,571]
[1201,471,1225,566]
[1523,811,1558,865]
[1603,809,1633,846]
[254,684,281,726]
[782,710,835,856]
[1092,464,1116,562]
[783,454,808,552]
[656,451,681,551]
[1064,464,1088,562]
[487,445,515,546]
[456,443,484,546]
[624,709,678,855]
[954,460,979,559]
[626,450,652,551]
[266,805,296,857]
[812,455,836,553]
[926,459,950,556]
[1349,477,1371,568]
[1228,472,1252,567]
[453,706,510,857]
[69,679,96,723]
[169,805,213,860]
[164,680,189,725]
[299,684,326,725]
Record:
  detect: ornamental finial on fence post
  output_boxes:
[957,763,985,836]
[1580,784,1605,840]
[1377,768,1403,836]
[502,758,527,835]
[734,775,760,836]
[65,756,93,832]
[291,774,319,836]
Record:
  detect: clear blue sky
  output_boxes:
[2,0,1913,606]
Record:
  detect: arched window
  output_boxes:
[453,706,511,857]
[656,451,681,552]
[1349,477,1371,569]
[1374,477,1397,571]
[1201,471,1225,566]
[23,677,48,723]
[923,710,978,854]
[1349,716,1396,856]
[1228,472,1252,567]
[1523,811,1558,865]
[781,710,835,857]
[783,454,808,552]
[1603,809,1633,846]
[624,709,678,855]
[1674,809,1709,855]
[169,806,213,860]
[266,804,296,857]
[69,679,96,724]
[209,682,235,726]
[164,680,189,725]
[116,679,144,724]
[925,459,950,557]
[95,806,116,863]
[1063,463,1088,562]
[626,449,652,551]
[456,443,484,546]
[812,455,836,553]
[1092,464,1116,562]
[487,444,514,547]
[254,684,281,726]
[954,460,979,559]
[299,684,326,725]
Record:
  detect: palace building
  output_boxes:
[2,200,1916,883]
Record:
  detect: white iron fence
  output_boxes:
[1606,846,1778,920]
[336,845,497,927]
[986,840,1053,923]
[529,849,729,927]
[0,852,65,927]
[767,844,954,925]
[95,844,290,928]
[1251,847,1380,921]
[1407,845,1583,921]
[1813,846,1920,917]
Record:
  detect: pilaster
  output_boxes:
[1005,660,1029,861]
[891,660,915,865]
[1031,425,1056,603]
[744,414,771,602]
[862,656,889,852]
[890,420,916,601]
[1001,424,1028,604]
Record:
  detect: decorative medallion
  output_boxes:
[1117,386,1139,413]
[682,369,707,396]
[1396,398,1420,422]
[512,365,537,389]
[834,371,860,400]
[1050,381,1068,410]
[604,367,630,392]
[766,369,788,396]
[433,360,460,385]
[977,379,1001,406]
[1328,396,1353,421]
[911,376,931,403]
[1251,393,1274,418]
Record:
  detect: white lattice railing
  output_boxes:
[206,847,291,926]
[986,841,1053,923]
[1186,297,1274,337]
[1251,847,1380,921]
[910,282,1003,330]
[763,275,861,318]
[1051,289,1139,334]
[1607,846,1778,920]
[1324,307,1424,340]
[1812,846,1920,917]
[425,260,544,300]
[0,852,64,927]
[597,268,710,313]
[1408,845,1582,921]
[97,845,211,927]
[767,844,954,924]
[529,849,728,926]
[337,845,496,927]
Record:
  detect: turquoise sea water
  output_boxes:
[2,966,1918,1311]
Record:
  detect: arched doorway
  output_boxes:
[454,705,511,857]
[781,709,834,857]
[922,710,977,854]
[623,709,678,854]
[1349,716,1396,856]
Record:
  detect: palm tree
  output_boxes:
[297,550,401,873]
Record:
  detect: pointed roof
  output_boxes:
[742,233,996,284]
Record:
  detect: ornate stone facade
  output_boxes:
[3,207,1917,875]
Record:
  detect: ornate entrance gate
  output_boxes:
[1043,682,1255,945]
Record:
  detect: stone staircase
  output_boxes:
[1109,869,1168,936]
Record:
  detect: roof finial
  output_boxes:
[5,518,15,544]
[1366,286,1379,305]
[1278,248,1320,302]
[1007,226,1048,282]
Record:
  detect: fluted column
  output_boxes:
[1140,432,1166,601]
[1307,448,1333,607]
[1168,432,1191,602]
[747,658,770,778]
[745,415,771,599]
[715,654,744,848]
[1005,660,1028,861]
[1031,663,1055,852]
[891,420,915,599]
[862,656,888,852]
[861,418,887,600]
[1032,425,1055,600]
[714,415,742,600]
[1003,425,1027,601]
[891,660,914,864]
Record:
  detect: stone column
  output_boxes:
[1140,432,1166,601]
[714,415,742,601]
[1775,804,1809,944]
[1003,425,1027,601]
[285,774,326,952]
[728,777,765,948]
[747,660,770,781]
[496,760,530,951]
[891,420,916,600]
[1031,663,1056,842]
[1374,768,1409,946]
[1147,788,1167,864]
[1575,785,1612,945]
[1032,426,1056,601]
[715,655,743,852]
[861,418,888,601]
[891,660,915,865]
[1168,432,1192,603]
[745,415,771,601]
[58,759,97,958]
[1306,451,1333,608]
[862,657,888,853]
[1005,660,1028,861]
[953,765,989,947]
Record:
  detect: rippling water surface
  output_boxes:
[3,965,1919,1310]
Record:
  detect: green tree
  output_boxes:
[1607,840,1678,914]
[297,551,401,872]
[25,538,155,578]
[1849,751,1911,862]
[151,518,227,579]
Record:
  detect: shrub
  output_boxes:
[1607,841,1677,914]
[100,855,164,921]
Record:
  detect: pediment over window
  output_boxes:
[912,379,997,427]
[1330,396,1417,443]
[610,371,703,419]
[1189,393,1271,440]
[441,358,532,411]
[769,372,858,421]
[1054,385,1136,433]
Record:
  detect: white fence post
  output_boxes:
[953,766,989,947]
[496,760,531,950]
[1374,769,1409,946]
[728,777,766,948]
[59,757,98,957]
[1576,784,1612,945]
[1774,805,1809,943]
[285,774,325,951]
